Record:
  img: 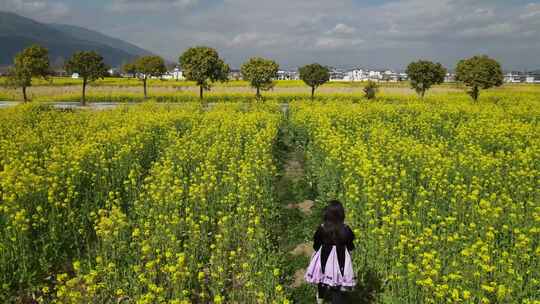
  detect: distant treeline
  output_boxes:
[3,44,505,104]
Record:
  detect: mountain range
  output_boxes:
[0,11,153,67]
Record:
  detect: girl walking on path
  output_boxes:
[305,200,356,304]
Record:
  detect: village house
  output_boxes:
[344,69,368,81]
[368,70,382,81]
[108,68,121,77]
[277,70,299,80]
[444,73,456,83]
[504,72,523,83]
[382,70,402,82]
[161,67,184,81]
[525,73,540,83]
[329,68,346,81]
[228,69,242,80]
[342,69,405,82]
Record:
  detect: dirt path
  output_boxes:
[275,116,386,303]
[274,121,326,303]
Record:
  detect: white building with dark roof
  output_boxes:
[277,70,299,80]
[161,67,184,80]
[504,72,522,83]
[329,68,346,81]
[344,69,368,81]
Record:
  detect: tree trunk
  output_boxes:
[421,90,425,100]
[82,79,87,106]
[199,85,203,101]
[256,87,260,100]
[311,86,315,100]
[22,86,28,102]
[143,78,148,98]
[472,86,479,101]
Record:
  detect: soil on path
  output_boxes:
[275,124,325,303]
[275,121,386,303]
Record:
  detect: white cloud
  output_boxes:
[457,23,516,39]
[520,3,540,19]
[328,23,356,35]
[226,32,290,49]
[4,0,540,69]
[0,0,70,20]
[315,37,364,50]
[159,0,540,68]
[228,32,260,47]
[107,0,199,12]
[317,23,361,50]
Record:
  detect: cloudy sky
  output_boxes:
[2,0,540,70]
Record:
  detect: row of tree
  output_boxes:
[4,44,503,105]
[129,46,504,102]
[5,45,108,105]
[405,57,503,101]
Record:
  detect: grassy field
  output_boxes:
[0,77,428,88]
[1,76,539,103]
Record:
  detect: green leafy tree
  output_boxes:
[65,51,109,106]
[363,80,379,100]
[122,62,137,78]
[241,57,279,99]
[455,55,504,101]
[5,45,50,102]
[405,60,447,99]
[179,46,229,100]
[131,56,167,98]
[299,63,330,100]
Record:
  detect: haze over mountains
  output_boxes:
[0,11,153,67]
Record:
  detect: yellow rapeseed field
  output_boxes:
[0,102,288,303]
[1,94,539,303]
[289,99,539,303]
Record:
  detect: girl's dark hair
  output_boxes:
[323,200,346,243]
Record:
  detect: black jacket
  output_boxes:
[313,224,355,275]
